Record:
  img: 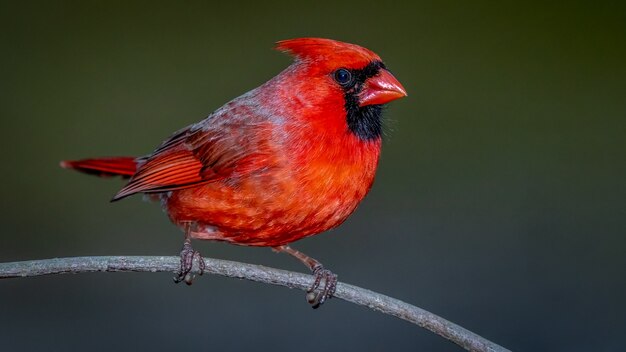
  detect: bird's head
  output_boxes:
[275,38,407,141]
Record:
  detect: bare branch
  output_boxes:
[0,256,509,352]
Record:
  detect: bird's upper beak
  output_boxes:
[358,69,407,107]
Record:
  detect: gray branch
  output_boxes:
[0,256,510,352]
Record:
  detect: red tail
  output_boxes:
[60,157,137,178]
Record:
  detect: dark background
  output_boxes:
[1,1,624,351]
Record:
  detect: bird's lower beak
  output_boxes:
[358,69,407,107]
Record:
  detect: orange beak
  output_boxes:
[358,69,407,107]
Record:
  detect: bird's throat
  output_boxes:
[345,95,383,141]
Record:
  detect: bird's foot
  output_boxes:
[173,239,206,285]
[306,264,337,309]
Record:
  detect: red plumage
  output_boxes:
[61,157,136,178]
[62,38,406,305]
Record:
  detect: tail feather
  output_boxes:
[60,157,137,178]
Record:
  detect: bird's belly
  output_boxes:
[163,168,373,246]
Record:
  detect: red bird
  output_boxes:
[61,38,406,307]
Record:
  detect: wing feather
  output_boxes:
[112,108,274,200]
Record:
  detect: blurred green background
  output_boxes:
[1,1,624,351]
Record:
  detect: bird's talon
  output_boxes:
[306,266,337,308]
[306,291,318,304]
[184,272,194,285]
[174,240,205,285]
[195,251,206,276]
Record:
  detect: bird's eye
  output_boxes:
[334,68,352,86]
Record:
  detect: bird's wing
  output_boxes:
[112,112,274,200]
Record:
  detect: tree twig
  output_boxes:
[0,256,510,352]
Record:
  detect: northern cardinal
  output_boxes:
[61,38,406,307]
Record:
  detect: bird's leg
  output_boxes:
[173,222,206,285]
[273,245,337,309]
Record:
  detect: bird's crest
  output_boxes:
[276,38,381,68]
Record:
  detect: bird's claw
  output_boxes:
[306,265,337,309]
[173,240,206,285]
